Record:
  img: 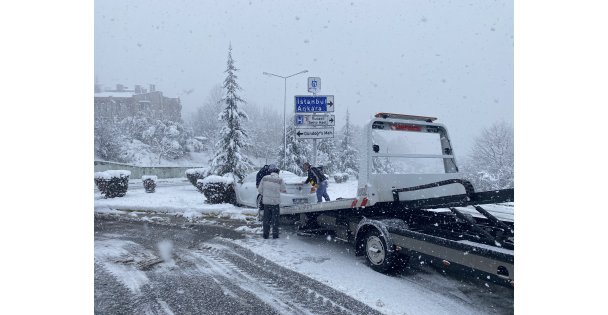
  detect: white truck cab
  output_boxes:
[357,112,465,207]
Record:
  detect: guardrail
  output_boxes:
[94,160,203,179]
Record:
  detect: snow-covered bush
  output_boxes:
[185,168,209,192]
[142,175,157,193]
[198,175,236,204]
[94,170,131,198]
[333,173,349,183]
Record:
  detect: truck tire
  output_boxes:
[364,229,396,273]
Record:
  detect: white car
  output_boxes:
[234,170,317,210]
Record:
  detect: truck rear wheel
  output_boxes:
[364,229,396,273]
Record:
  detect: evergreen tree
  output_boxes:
[277,120,310,176]
[317,137,338,175]
[338,108,360,176]
[209,44,254,182]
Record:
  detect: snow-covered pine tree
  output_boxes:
[209,44,254,182]
[277,120,310,176]
[316,137,338,175]
[338,108,360,176]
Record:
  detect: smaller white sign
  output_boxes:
[308,77,321,94]
[295,127,334,139]
[294,114,335,126]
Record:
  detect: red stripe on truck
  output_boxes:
[351,199,358,208]
[360,198,368,207]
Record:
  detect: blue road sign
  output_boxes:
[295,115,304,125]
[294,95,335,113]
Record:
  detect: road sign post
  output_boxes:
[295,78,335,165]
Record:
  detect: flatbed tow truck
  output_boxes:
[281,113,514,286]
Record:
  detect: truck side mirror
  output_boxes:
[373,144,379,153]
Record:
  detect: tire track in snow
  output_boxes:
[188,239,382,315]
[95,217,379,314]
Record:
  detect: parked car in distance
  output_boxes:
[234,170,316,210]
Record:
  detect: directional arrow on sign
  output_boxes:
[295,127,334,139]
[329,117,334,124]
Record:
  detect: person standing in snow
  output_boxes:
[303,162,330,203]
[255,164,271,213]
[257,165,286,239]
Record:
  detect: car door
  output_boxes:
[237,173,257,207]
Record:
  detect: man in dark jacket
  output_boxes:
[256,165,271,188]
[303,162,330,202]
[255,164,273,216]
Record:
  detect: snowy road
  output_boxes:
[94,214,513,314]
[94,178,513,314]
[95,216,382,314]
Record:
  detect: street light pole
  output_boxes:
[262,70,308,166]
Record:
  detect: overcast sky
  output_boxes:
[95,0,513,155]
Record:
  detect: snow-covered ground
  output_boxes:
[95,176,512,222]
[94,177,514,314]
[94,176,360,220]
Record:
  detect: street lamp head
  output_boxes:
[263,70,308,79]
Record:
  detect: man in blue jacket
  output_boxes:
[303,162,330,203]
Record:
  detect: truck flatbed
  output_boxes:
[280,112,515,285]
